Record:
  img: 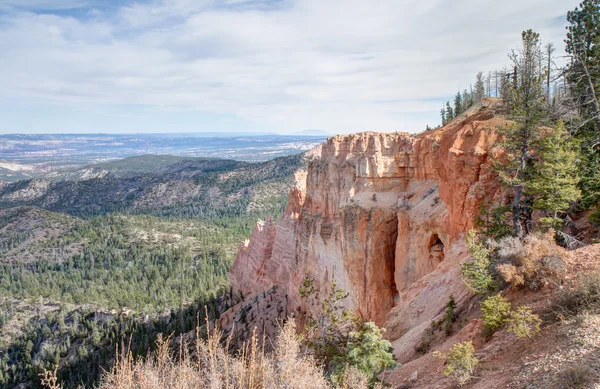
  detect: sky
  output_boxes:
[0,0,582,134]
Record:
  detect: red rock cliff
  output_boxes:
[229,99,507,362]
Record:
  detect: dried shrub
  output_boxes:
[551,272,600,320]
[496,231,566,289]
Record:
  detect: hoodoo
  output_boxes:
[229,99,508,361]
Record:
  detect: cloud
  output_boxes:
[0,0,89,10]
[0,0,582,134]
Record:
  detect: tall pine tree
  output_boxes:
[495,30,547,238]
[454,92,463,116]
[446,101,454,122]
[526,121,581,228]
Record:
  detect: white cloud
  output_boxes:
[0,0,581,133]
[0,0,88,10]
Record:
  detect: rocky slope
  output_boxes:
[228,99,509,362]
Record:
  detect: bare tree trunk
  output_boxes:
[576,54,600,135]
[546,44,553,100]
[495,70,499,98]
[513,139,528,239]
[513,184,523,239]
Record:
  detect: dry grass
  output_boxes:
[42,319,378,389]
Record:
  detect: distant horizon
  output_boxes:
[0,132,327,172]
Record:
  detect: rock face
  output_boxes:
[229,99,507,362]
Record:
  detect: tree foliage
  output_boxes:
[299,278,395,385]
[434,341,479,386]
[480,294,512,333]
[507,306,542,339]
[527,121,581,226]
[337,322,396,384]
[461,231,496,295]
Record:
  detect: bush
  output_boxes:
[496,231,566,290]
[332,322,396,384]
[434,341,479,386]
[506,306,541,339]
[552,272,600,320]
[300,278,395,385]
[590,208,600,228]
[444,296,457,336]
[480,294,511,333]
[462,231,496,295]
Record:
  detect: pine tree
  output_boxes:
[454,92,463,116]
[446,101,454,122]
[526,121,581,227]
[495,30,547,238]
[462,89,470,110]
[441,107,447,125]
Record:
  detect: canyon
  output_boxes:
[227,99,509,362]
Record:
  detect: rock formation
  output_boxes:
[228,99,508,362]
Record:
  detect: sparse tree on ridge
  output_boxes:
[454,92,463,116]
[462,89,470,109]
[475,72,486,102]
[446,101,455,122]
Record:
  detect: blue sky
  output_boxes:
[0,0,581,134]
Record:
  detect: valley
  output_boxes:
[0,152,307,388]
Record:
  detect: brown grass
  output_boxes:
[42,320,378,389]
